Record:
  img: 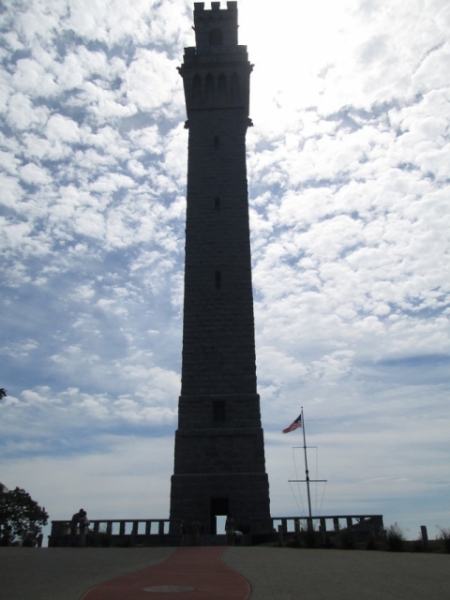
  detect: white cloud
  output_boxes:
[12,58,58,97]
[6,93,49,131]
[19,162,52,185]
[46,114,82,143]
[0,0,449,540]
[128,125,162,153]
[1,339,39,359]
[0,173,23,208]
[125,49,183,113]
[90,172,135,193]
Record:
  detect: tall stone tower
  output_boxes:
[170,1,270,535]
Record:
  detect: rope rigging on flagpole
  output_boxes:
[291,447,306,516]
[283,406,327,524]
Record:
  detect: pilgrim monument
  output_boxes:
[169,1,271,535]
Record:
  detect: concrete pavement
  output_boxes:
[1,545,449,600]
[222,547,450,600]
[0,547,175,600]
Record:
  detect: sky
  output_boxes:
[1,0,449,543]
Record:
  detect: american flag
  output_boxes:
[282,413,302,433]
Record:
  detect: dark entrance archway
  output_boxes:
[210,498,229,535]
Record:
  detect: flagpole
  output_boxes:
[301,406,313,520]
[287,408,327,526]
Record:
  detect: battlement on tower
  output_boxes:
[194,1,238,13]
[180,1,251,113]
[193,2,239,50]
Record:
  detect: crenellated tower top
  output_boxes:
[179,2,252,116]
[193,2,238,51]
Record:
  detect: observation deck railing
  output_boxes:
[48,518,180,547]
[49,513,384,546]
[250,514,384,545]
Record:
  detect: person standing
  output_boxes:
[234,530,243,545]
[181,520,189,546]
[70,509,82,546]
[190,517,201,546]
[79,510,89,547]
[225,515,236,546]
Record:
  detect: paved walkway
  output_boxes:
[1,546,449,600]
[81,547,250,600]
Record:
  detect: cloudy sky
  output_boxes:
[1,0,449,542]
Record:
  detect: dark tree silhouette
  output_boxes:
[0,388,6,400]
[0,483,49,546]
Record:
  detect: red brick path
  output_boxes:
[80,547,251,600]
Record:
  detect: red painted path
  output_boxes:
[80,547,251,600]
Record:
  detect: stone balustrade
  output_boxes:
[250,514,384,544]
[49,513,384,546]
[48,519,181,547]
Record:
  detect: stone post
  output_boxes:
[420,525,428,551]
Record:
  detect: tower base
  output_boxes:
[170,472,270,535]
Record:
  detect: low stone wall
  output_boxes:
[49,519,180,548]
[49,514,384,547]
[251,514,385,545]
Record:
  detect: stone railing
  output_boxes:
[49,514,384,546]
[48,519,181,548]
[250,514,384,544]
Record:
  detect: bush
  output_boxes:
[438,528,450,553]
[338,529,355,550]
[365,536,377,550]
[386,524,405,552]
[321,534,335,549]
[300,527,317,548]
[286,536,300,548]
[118,537,130,548]
[412,536,424,552]
[98,532,112,547]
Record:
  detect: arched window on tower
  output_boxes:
[230,73,241,105]
[209,28,223,46]
[205,73,214,105]
[192,74,202,106]
[218,73,227,105]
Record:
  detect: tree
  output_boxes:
[0,483,49,546]
[0,388,6,401]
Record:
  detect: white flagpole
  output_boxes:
[301,406,313,520]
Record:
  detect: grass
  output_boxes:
[385,524,405,552]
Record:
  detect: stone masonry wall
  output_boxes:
[181,109,256,395]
